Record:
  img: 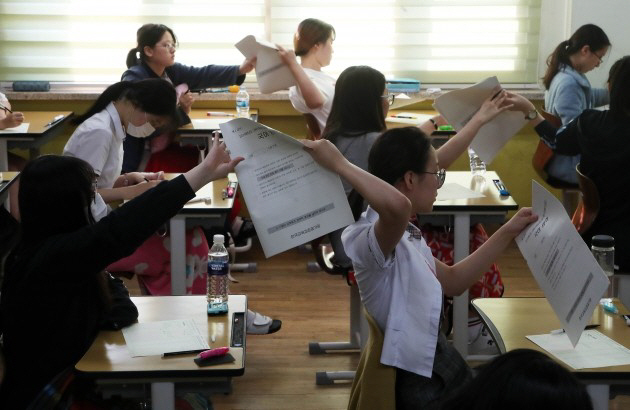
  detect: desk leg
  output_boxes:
[0,139,8,171]
[452,213,470,356]
[586,384,609,410]
[152,382,175,410]
[170,216,187,295]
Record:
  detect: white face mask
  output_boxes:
[127,121,155,138]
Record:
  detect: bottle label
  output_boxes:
[208,260,229,276]
[236,100,249,108]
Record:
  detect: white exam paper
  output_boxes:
[436,183,485,201]
[433,77,526,164]
[516,181,609,346]
[235,35,296,93]
[0,123,29,133]
[527,330,630,369]
[220,118,354,257]
[122,319,209,357]
[191,118,231,130]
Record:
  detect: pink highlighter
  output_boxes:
[199,347,229,360]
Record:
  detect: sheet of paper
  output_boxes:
[527,330,630,369]
[516,181,609,346]
[433,77,527,164]
[389,95,427,110]
[191,118,231,130]
[235,35,296,94]
[220,118,354,257]
[436,183,485,201]
[385,112,433,125]
[122,319,209,357]
[0,123,29,133]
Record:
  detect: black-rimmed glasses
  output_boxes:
[421,168,446,188]
[382,94,395,106]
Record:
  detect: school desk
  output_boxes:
[76,295,247,410]
[473,297,630,410]
[417,170,518,359]
[178,109,259,158]
[0,111,72,170]
[165,173,238,295]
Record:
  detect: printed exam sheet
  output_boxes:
[515,181,609,346]
[235,35,296,94]
[221,118,354,257]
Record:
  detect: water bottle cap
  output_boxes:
[213,234,225,244]
[592,235,614,248]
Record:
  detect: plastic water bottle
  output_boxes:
[592,235,615,298]
[468,147,486,176]
[207,234,229,315]
[236,86,250,118]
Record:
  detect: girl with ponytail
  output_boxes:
[542,24,610,184]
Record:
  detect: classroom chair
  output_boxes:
[347,309,396,410]
[309,189,368,385]
[303,113,322,140]
[532,109,580,211]
[571,163,599,234]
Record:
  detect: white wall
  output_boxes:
[538,0,628,89]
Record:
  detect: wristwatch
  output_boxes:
[525,109,538,120]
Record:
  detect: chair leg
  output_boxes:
[309,286,367,385]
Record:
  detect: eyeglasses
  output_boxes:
[591,49,605,64]
[382,94,395,106]
[421,168,446,188]
[157,42,178,51]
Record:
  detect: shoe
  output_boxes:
[468,325,499,355]
[246,309,282,335]
[235,219,256,240]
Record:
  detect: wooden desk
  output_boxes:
[76,295,247,410]
[178,109,259,155]
[419,171,518,358]
[0,111,73,170]
[0,171,19,206]
[473,297,630,410]
[385,109,435,129]
[165,173,237,295]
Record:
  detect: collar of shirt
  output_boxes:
[105,101,127,142]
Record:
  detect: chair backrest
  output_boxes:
[348,309,396,410]
[532,109,578,189]
[571,163,600,234]
[303,113,322,140]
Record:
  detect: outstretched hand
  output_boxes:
[503,91,537,114]
[277,44,298,67]
[301,139,347,173]
[239,56,257,75]
[503,207,538,237]
[204,132,244,180]
[473,90,513,124]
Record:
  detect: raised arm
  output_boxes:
[277,45,326,109]
[436,91,512,169]
[436,207,538,296]
[301,139,410,257]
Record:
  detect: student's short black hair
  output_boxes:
[441,349,593,410]
[368,126,432,186]
[608,56,630,119]
[19,155,96,245]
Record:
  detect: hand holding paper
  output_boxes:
[235,35,297,93]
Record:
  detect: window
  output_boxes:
[0,0,541,84]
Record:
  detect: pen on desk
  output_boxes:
[207,111,235,117]
[392,115,414,119]
[0,102,13,113]
[550,324,600,335]
[45,115,65,127]
[493,179,510,196]
[162,348,208,357]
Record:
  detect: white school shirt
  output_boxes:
[288,68,335,133]
[63,102,125,189]
[63,102,125,221]
[342,207,443,377]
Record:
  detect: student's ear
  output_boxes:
[402,171,416,191]
[580,45,591,56]
[143,45,154,59]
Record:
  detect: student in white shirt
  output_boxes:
[278,18,337,133]
[300,129,537,409]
